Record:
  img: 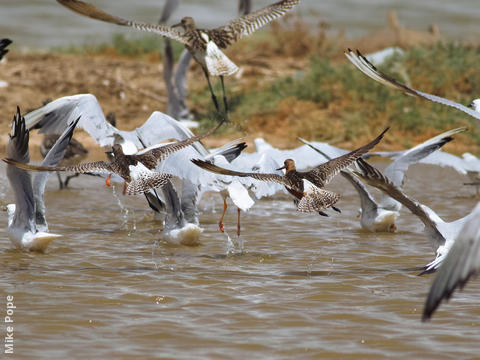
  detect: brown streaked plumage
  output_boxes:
[57,0,300,113]
[192,128,389,213]
[3,119,225,196]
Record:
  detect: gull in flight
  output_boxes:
[422,202,480,321]
[193,128,389,215]
[4,107,78,251]
[354,158,478,272]
[56,0,300,114]
[3,119,225,196]
[345,48,480,122]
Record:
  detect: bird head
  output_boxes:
[276,159,296,172]
[111,144,124,158]
[470,99,480,112]
[172,17,196,31]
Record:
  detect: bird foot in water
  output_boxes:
[318,211,329,217]
[219,222,225,233]
[105,173,112,187]
[332,206,341,213]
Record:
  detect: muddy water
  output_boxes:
[1,161,479,359]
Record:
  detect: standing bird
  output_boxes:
[192,128,389,214]
[0,38,12,60]
[4,107,78,251]
[3,120,225,196]
[56,0,300,115]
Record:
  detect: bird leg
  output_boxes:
[105,173,112,187]
[202,68,220,113]
[218,197,228,233]
[56,171,64,190]
[237,207,241,236]
[64,173,81,188]
[332,206,341,213]
[122,181,127,196]
[220,75,229,119]
[318,211,329,217]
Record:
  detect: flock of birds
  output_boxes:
[1,0,479,321]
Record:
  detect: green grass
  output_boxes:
[198,42,480,146]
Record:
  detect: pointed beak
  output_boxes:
[276,165,286,171]
[172,22,182,28]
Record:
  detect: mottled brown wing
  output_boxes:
[302,127,389,187]
[191,159,289,186]
[213,0,300,46]
[142,119,225,163]
[297,188,339,213]
[2,158,114,174]
[126,173,173,195]
[57,0,187,44]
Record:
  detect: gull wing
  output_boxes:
[214,0,300,46]
[385,127,465,188]
[137,118,224,162]
[423,202,480,320]
[6,108,35,233]
[57,0,187,44]
[354,158,446,250]
[302,128,389,187]
[0,38,12,60]
[22,94,140,148]
[345,48,480,121]
[33,117,80,230]
[380,127,465,210]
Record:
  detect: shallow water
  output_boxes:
[1,161,479,359]
[1,0,480,48]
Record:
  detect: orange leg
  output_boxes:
[105,173,112,187]
[122,181,127,195]
[237,207,241,236]
[218,198,227,233]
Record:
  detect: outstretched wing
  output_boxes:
[191,159,289,186]
[3,158,114,175]
[423,203,480,321]
[57,0,187,44]
[0,38,12,60]
[353,158,446,250]
[303,128,389,187]
[6,107,35,233]
[344,48,480,121]
[213,0,300,46]
[138,119,225,163]
[33,117,80,230]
